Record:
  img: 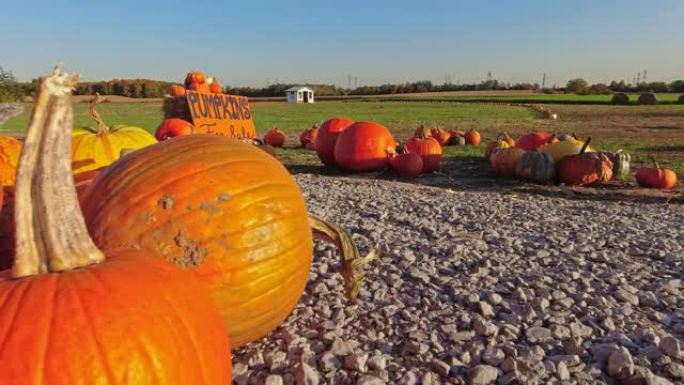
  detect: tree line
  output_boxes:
[1,66,683,102]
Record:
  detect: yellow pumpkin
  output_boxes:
[539,138,594,162]
[72,95,157,174]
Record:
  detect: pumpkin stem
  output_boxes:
[13,67,105,278]
[650,156,661,169]
[89,93,110,134]
[579,137,592,154]
[309,215,384,301]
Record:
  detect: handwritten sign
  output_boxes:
[186,91,256,139]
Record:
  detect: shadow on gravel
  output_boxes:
[285,153,684,205]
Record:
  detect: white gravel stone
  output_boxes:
[467,365,498,384]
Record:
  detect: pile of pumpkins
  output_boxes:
[0,68,370,383]
[169,71,224,96]
[486,131,677,189]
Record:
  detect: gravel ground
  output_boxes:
[0,103,23,126]
[233,174,684,385]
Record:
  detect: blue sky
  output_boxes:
[1,0,682,87]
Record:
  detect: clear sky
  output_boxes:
[1,0,682,87]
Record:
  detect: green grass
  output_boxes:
[0,100,539,135]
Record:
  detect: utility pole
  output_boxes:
[636,72,641,85]
[643,69,647,84]
[541,72,546,90]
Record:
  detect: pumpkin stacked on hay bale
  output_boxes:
[162,71,224,121]
[0,67,233,384]
[637,92,658,105]
[611,92,630,105]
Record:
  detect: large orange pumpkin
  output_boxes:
[0,68,231,385]
[635,158,677,189]
[81,135,367,347]
[406,136,442,173]
[557,139,613,186]
[0,136,23,188]
[490,147,525,176]
[316,117,354,166]
[155,118,196,141]
[333,121,397,172]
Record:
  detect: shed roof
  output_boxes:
[285,86,314,92]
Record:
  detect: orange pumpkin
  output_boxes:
[155,118,196,141]
[0,136,23,188]
[264,127,286,147]
[0,68,231,385]
[406,136,442,173]
[170,84,186,96]
[209,80,223,94]
[490,147,525,176]
[316,117,354,166]
[635,158,677,189]
[188,82,211,93]
[333,121,397,172]
[516,131,557,151]
[299,125,319,148]
[390,152,423,178]
[431,127,451,146]
[484,134,515,159]
[465,129,481,146]
[184,71,206,87]
[557,139,613,186]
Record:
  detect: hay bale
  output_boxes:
[637,92,658,105]
[162,96,192,121]
[678,94,684,104]
[611,92,630,105]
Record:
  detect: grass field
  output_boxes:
[347,93,683,105]
[2,99,683,178]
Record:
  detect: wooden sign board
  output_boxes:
[186,91,257,139]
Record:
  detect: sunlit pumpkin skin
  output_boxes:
[635,159,677,189]
[315,117,354,166]
[0,68,232,385]
[539,139,594,162]
[390,153,423,178]
[465,129,481,146]
[72,96,157,174]
[209,81,223,94]
[0,136,22,187]
[155,118,196,141]
[170,84,186,96]
[82,135,313,347]
[431,128,451,146]
[299,126,319,147]
[515,132,556,151]
[333,121,397,172]
[516,151,556,184]
[557,143,613,186]
[264,128,286,147]
[490,147,525,177]
[185,71,206,87]
[188,82,211,93]
[406,136,442,173]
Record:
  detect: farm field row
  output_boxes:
[2,100,683,176]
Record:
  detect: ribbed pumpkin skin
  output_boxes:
[490,148,525,176]
[72,126,157,174]
[539,139,594,162]
[557,153,613,186]
[0,136,23,187]
[0,252,232,385]
[484,139,511,159]
[406,136,442,172]
[155,118,195,141]
[607,151,631,180]
[516,151,556,184]
[81,135,313,347]
[333,121,397,172]
[315,118,354,166]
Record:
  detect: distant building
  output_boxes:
[285,86,314,103]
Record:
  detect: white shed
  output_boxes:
[285,86,315,104]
